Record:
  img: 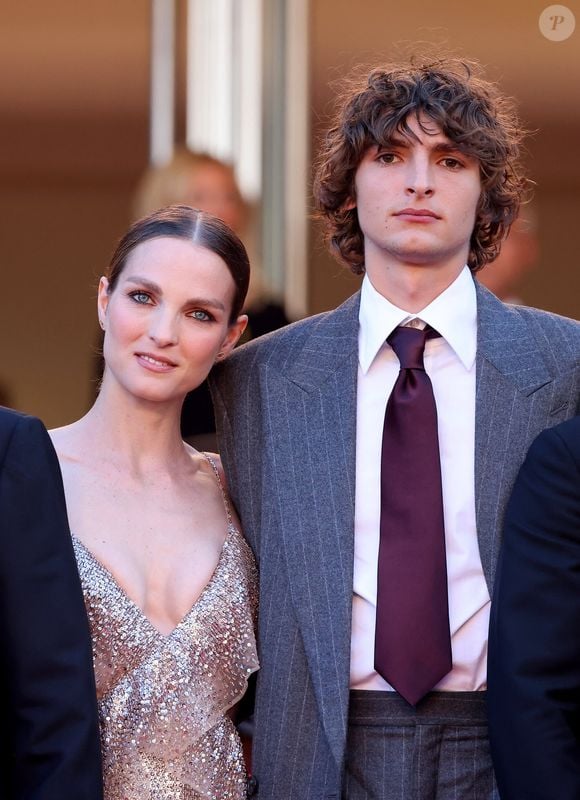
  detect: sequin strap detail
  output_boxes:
[203,452,233,525]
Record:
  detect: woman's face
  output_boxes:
[98,236,246,405]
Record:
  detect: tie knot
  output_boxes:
[387,325,430,370]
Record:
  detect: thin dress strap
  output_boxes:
[202,453,233,526]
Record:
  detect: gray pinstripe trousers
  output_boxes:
[344,690,499,800]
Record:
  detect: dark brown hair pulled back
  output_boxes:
[107,204,250,322]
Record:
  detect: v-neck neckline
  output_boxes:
[72,527,232,640]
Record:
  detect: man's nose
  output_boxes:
[405,155,434,197]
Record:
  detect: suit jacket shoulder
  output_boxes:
[217,292,361,388]
[509,303,580,369]
[476,285,580,370]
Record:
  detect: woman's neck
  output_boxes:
[72,381,192,479]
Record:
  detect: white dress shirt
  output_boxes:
[350,266,490,692]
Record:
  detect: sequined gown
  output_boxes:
[72,456,259,800]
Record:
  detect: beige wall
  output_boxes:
[0,177,136,424]
[0,115,147,426]
[0,4,148,426]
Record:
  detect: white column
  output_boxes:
[150,0,176,166]
[186,0,234,162]
[186,0,234,161]
[283,0,309,318]
[233,0,262,201]
[184,0,309,309]
[186,0,261,201]
[261,0,309,314]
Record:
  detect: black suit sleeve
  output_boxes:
[0,413,103,800]
[488,419,580,800]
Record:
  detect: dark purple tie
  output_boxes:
[374,325,452,706]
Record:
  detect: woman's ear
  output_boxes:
[97,277,110,331]
[216,314,248,361]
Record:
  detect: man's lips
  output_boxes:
[393,208,441,220]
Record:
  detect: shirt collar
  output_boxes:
[358,265,477,374]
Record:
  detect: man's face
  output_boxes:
[349,113,482,280]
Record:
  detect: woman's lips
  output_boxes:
[135,352,177,372]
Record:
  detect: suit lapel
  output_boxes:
[474,283,555,589]
[263,294,360,766]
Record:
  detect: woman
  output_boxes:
[50,205,259,799]
[132,148,290,449]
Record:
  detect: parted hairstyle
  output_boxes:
[313,59,529,273]
[106,205,250,323]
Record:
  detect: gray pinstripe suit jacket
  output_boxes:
[210,281,580,799]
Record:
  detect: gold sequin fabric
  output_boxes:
[72,462,259,800]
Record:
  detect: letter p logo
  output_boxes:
[539,5,576,40]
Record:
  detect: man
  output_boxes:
[488,417,580,799]
[211,60,580,798]
[0,407,103,799]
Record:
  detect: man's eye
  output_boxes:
[377,152,398,164]
[442,157,462,169]
[129,291,151,304]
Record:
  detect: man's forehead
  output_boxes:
[364,112,472,154]
[387,112,444,142]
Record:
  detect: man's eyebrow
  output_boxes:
[431,142,470,155]
[375,138,470,155]
[377,135,410,149]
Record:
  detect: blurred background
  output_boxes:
[1,0,578,426]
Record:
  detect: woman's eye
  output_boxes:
[129,291,151,304]
[189,309,213,322]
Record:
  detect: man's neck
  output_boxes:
[365,260,467,313]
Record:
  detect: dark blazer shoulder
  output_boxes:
[0,406,104,799]
[526,415,580,465]
[0,408,48,467]
[0,406,27,437]
[488,414,580,799]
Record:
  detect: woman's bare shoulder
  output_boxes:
[201,451,227,485]
[48,423,83,462]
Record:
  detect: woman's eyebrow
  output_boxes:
[124,277,226,311]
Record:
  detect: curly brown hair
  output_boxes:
[313,59,529,274]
